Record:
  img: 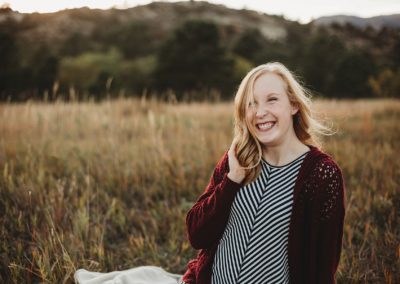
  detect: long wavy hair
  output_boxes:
[233,62,334,186]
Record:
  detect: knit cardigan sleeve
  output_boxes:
[313,157,346,284]
[185,150,243,250]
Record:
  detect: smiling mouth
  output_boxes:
[256,121,276,131]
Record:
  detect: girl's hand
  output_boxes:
[227,137,246,184]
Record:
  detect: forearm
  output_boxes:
[186,173,241,249]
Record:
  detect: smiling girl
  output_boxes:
[74,62,346,284]
[180,62,346,284]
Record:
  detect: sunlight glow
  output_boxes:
[3,0,400,24]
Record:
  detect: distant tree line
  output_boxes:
[0,15,399,102]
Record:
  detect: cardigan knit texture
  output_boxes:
[181,145,346,284]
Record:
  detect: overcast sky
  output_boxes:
[3,0,400,24]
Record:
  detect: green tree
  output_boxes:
[329,49,376,98]
[368,68,400,98]
[153,20,236,100]
[30,45,59,96]
[389,36,400,69]
[60,32,94,57]
[285,22,311,71]
[58,48,122,97]
[233,28,266,62]
[94,20,157,59]
[117,55,157,95]
[0,22,20,99]
[302,30,347,96]
[232,28,290,65]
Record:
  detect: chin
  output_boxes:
[257,137,278,146]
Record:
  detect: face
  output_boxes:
[245,72,299,147]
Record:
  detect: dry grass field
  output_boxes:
[0,97,399,283]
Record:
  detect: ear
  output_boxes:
[290,103,299,116]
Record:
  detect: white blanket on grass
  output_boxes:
[74,265,184,284]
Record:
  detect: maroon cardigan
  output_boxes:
[181,145,346,284]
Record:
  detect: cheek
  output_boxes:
[275,104,291,119]
[245,113,258,133]
[245,110,254,123]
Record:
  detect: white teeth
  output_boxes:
[257,122,275,130]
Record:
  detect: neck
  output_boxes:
[262,136,310,167]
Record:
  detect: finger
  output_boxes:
[229,138,236,150]
[228,143,234,155]
[232,137,239,150]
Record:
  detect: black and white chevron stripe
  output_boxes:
[211,151,309,284]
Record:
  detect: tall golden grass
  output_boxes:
[0,96,399,283]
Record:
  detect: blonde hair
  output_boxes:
[233,62,333,185]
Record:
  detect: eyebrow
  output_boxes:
[253,92,281,99]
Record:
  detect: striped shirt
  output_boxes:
[211,151,310,284]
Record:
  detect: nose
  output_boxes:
[255,105,268,118]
